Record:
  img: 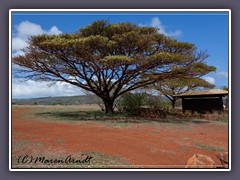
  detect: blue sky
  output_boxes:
[11,10,229,98]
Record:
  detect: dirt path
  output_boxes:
[12,107,228,168]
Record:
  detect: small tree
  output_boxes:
[153,77,215,108]
[13,20,215,113]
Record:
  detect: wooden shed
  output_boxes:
[173,89,228,113]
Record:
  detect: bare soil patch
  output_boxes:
[11,105,228,168]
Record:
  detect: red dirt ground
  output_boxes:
[12,107,229,168]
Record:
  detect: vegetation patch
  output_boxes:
[13,140,43,151]
[197,144,225,152]
[176,112,228,122]
[35,108,129,122]
[55,139,64,143]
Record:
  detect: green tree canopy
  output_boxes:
[13,20,215,113]
[153,77,215,108]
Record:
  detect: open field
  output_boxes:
[11,105,228,169]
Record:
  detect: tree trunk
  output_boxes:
[103,99,114,114]
[172,98,176,109]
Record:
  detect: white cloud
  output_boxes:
[149,17,182,37]
[12,37,28,52]
[12,20,62,56]
[49,26,62,35]
[203,76,216,84]
[12,79,84,99]
[16,21,45,38]
[215,71,228,79]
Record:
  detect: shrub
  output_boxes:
[117,92,145,115]
[143,94,161,109]
[138,108,167,119]
[117,92,170,118]
[158,100,171,113]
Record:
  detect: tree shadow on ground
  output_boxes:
[35,110,133,122]
[35,111,96,121]
[35,110,200,125]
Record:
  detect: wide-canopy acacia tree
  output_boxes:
[13,20,214,113]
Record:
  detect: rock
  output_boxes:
[215,152,228,168]
[185,154,216,168]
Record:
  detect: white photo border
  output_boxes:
[9,9,231,172]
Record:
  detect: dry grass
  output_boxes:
[13,104,101,111]
[176,111,228,122]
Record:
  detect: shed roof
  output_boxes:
[173,89,228,97]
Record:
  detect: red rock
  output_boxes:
[185,154,216,168]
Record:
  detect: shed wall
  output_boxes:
[182,97,223,113]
